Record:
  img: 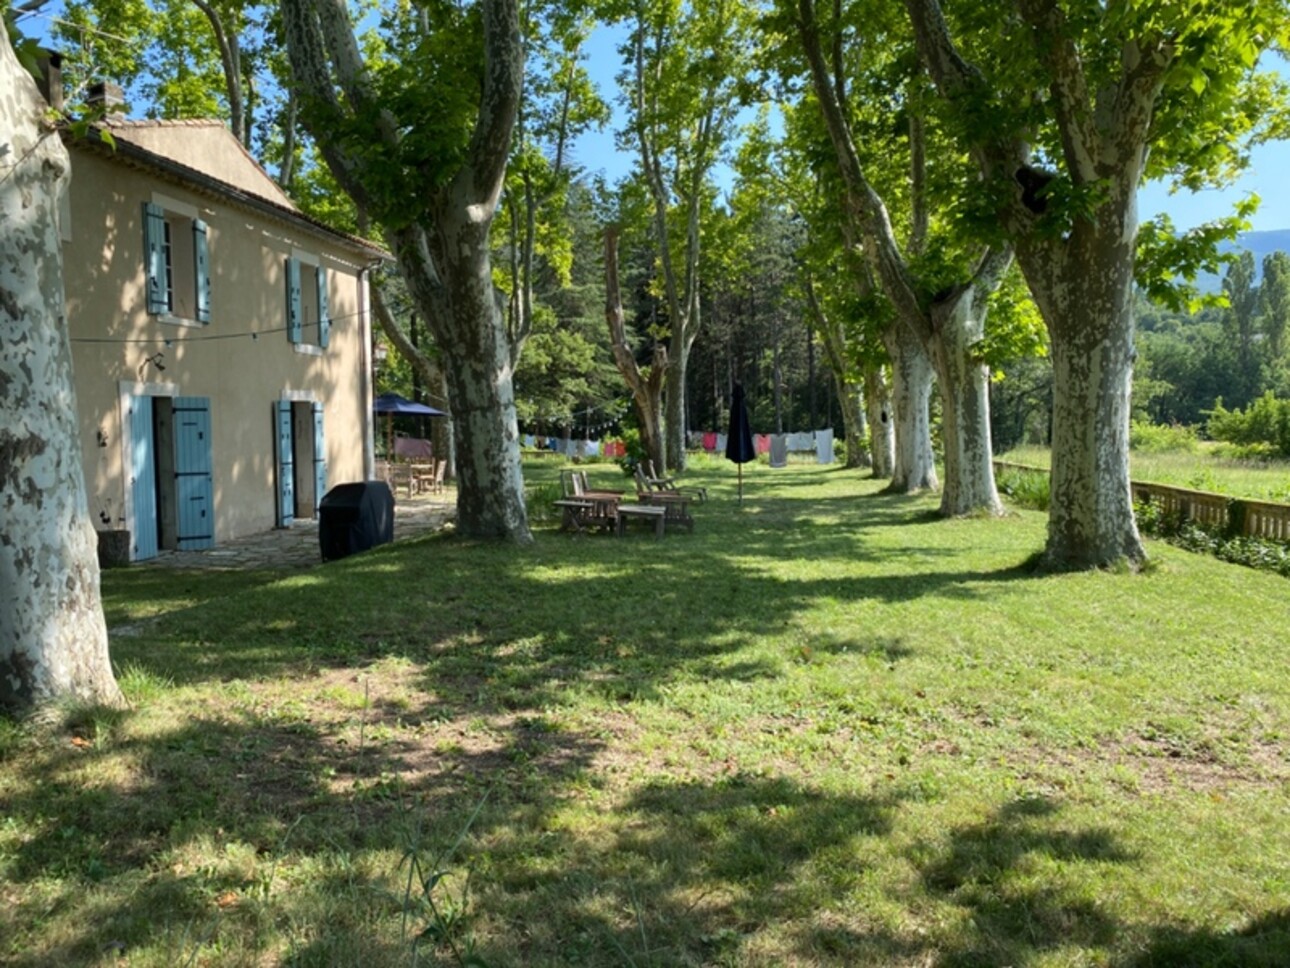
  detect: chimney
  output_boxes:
[35,50,63,112]
[86,81,126,112]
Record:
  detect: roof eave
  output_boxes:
[63,127,392,265]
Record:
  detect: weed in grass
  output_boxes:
[396,789,492,967]
[116,661,174,704]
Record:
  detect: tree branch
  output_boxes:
[461,0,523,208]
[1016,0,1098,183]
[798,0,926,338]
[191,0,244,146]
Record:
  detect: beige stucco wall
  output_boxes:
[63,148,375,552]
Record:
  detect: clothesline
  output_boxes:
[692,429,835,466]
[520,430,837,465]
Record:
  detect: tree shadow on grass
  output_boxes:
[0,696,612,966]
[102,531,1041,725]
[466,773,910,966]
[1121,909,1290,967]
[916,795,1135,966]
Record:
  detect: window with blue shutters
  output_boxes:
[286,255,330,350]
[143,200,210,324]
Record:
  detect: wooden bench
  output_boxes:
[639,492,694,532]
[553,498,595,533]
[615,502,667,538]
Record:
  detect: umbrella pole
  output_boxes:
[738,462,743,506]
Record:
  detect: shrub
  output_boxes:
[524,480,562,524]
[997,466,1050,510]
[1135,497,1290,579]
[1207,393,1290,458]
[1130,420,1198,454]
[616,427,645,476]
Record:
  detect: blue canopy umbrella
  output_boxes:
[725,383,756,505]
[373,393,446,458]
[374,392,445,416]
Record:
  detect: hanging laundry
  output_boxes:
[769,434,788,468]
[755,434,771,455]
[703,431,718,452]
[716,433,728,454]
[815,428,834,464]
[787,431,813,453]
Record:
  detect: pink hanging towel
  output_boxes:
[703,431,718,452]
[755,434,771,454]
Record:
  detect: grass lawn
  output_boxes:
[1001,444,1290,504]
[3,459,1289,967]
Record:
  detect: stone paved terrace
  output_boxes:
[130,492,456,571]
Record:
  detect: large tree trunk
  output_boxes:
[1,28,123,716]
[283,0,527,540]
[929,291,1002,515]
[902,0,1153,567]
[884,324,937,493]
[1021,210,1144,568]
[864,364,895,478]
[395,214,528,540]
[796,0,1004,514]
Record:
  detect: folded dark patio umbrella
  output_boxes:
[725,383,756,504]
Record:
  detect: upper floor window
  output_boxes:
[286,254,330,350]
[144,200,210,324]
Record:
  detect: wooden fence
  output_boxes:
[992,460,1290,542]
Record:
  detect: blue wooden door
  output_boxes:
[129,395,158,560]
[275,400,294,526]
[312,403,326,513]
[173,397,214,550]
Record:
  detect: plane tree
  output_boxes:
[903,0,1290,567]
[613,0,756,470]
[282,0,531,541]
[1,17,123,715]
[777,0,1019,513]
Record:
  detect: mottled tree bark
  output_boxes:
[863,364,895,478]
[798,0,1004,514]
[883,323,937,493]
[1,25,123,716]
[905,0,1149,566]
[1022,206,1143,567]
[929,280,1004,515]
[283,0,529,541]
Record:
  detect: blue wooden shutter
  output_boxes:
[312,402,326,512]
[275,400,295,526]
[316,265,330,348]
[173,397,214,550]
[129,395,159,560]
[193,219,211,324]
[143,203,168,315]
[286,258,302,344]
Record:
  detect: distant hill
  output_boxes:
[1193,230,1290,293]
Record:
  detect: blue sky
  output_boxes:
[572,28,1290,234]
[20,4,1286,233]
